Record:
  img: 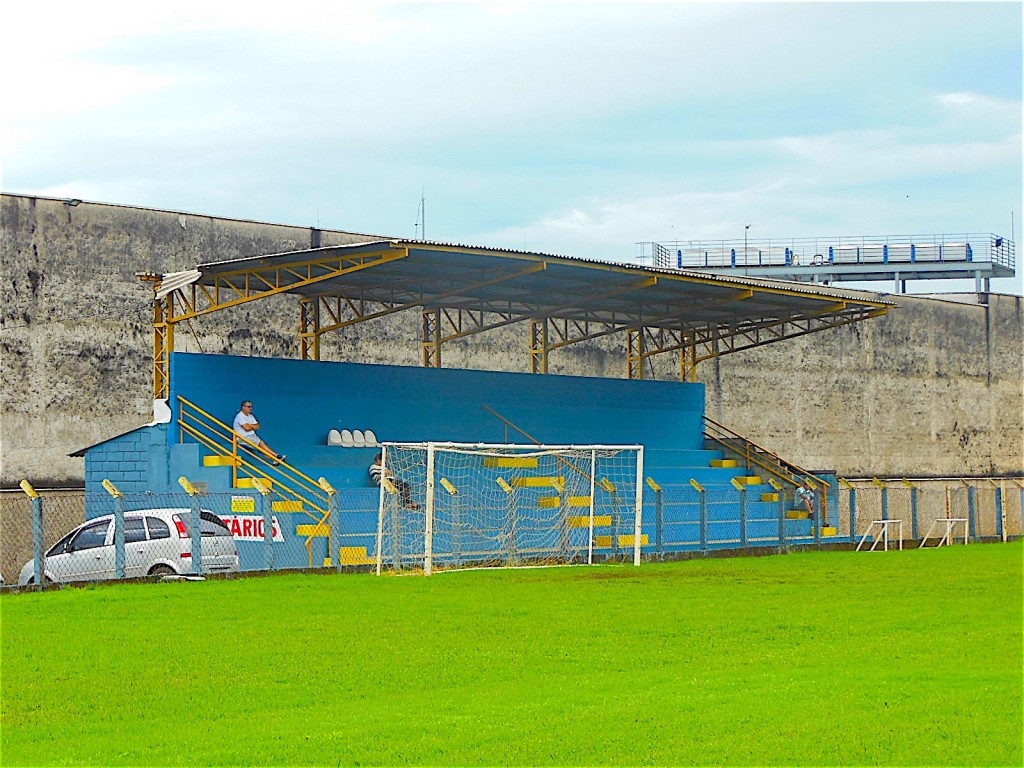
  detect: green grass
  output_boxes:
[1,543,1021,766]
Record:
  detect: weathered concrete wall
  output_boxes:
[1,193,1021,486]
[701,292,1023,477]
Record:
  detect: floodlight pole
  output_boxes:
[744,224,751,264]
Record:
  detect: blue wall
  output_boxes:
[84,424,169,499]
[169,352,706,455]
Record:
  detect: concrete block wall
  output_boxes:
[83,424,169,498]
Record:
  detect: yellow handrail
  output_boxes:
[177,396,330,518]
[703,415,831,525]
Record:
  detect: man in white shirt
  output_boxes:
[233,400,286,465]
[795,483,815,516]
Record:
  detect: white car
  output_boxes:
[18,508,239,585]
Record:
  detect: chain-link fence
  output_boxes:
[1,490,85,586]
[5,478,1020,588]
[838,479,1024,544]
[644,483,824,556]
[1,487,382,589]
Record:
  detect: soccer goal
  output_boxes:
[374,442,645,575]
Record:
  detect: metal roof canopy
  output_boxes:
[142,239,894,399]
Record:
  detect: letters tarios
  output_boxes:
[221,515,285,542]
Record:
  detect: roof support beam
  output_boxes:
[163,247,409,323]
[311,262,548,342]
[153,295,174,400]
[423,308,442,368]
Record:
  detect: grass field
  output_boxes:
[1,542,1021,766]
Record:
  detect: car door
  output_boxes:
[144,515,180,572]
[123,516,150,578]
[60,519,113,582]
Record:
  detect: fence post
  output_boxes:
[253,479,274,571]
[967,484,977,541]
[20,481,44,587]
[691,479,707,554]
[178,476,204,575]
[873,478,888,520]
[319,477,341,571]
[994,482,1005,542]
[906,480,919,540]
[647,477,664,557]
[732,477,747,549]
[103,479,126,579]
[813,487,822,547]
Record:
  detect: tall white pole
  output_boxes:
[588,449,597,566]
[424,442,436,575]
[375,446,388,576]
[633,446,644,566]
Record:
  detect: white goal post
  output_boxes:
[374,442,645,575]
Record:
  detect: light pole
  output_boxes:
[744,224,751,264]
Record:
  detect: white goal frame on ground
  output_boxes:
[374,442,645,575]
[856,519,903,551]
[919,517,969,548]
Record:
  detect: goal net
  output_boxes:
[375,442,645,574]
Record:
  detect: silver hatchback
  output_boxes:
[18,508,240,585]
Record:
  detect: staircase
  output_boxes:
[703,415,835,532]
[175,397,342,566]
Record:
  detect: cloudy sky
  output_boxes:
[2,1,1021,292]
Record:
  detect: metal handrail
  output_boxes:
[637,233,1014,272]
[177,396,329,520]
[703,415,831,526]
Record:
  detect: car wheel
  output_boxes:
[148,564,176,577]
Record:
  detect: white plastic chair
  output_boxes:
[340,429,355,448]
[327,428,343,446]
[363,429,379,447]
[352,429,366,447]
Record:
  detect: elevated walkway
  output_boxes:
[636,233,1015,293]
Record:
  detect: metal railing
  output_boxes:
[177,397,332,562]
[703,416,831,525]
[637,233,1015,272]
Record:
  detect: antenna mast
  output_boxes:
[415,191,426,240]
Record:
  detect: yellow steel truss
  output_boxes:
[144,242,892,398]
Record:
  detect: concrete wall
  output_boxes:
[701,292,1024,477]
[2,193,1021,485]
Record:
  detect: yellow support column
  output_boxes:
[299,297,321,361]
[530,318,548,374]
[680,338,697,383]
[153,295,175,400]
[627,328,644,380]
[422,308,441,368]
